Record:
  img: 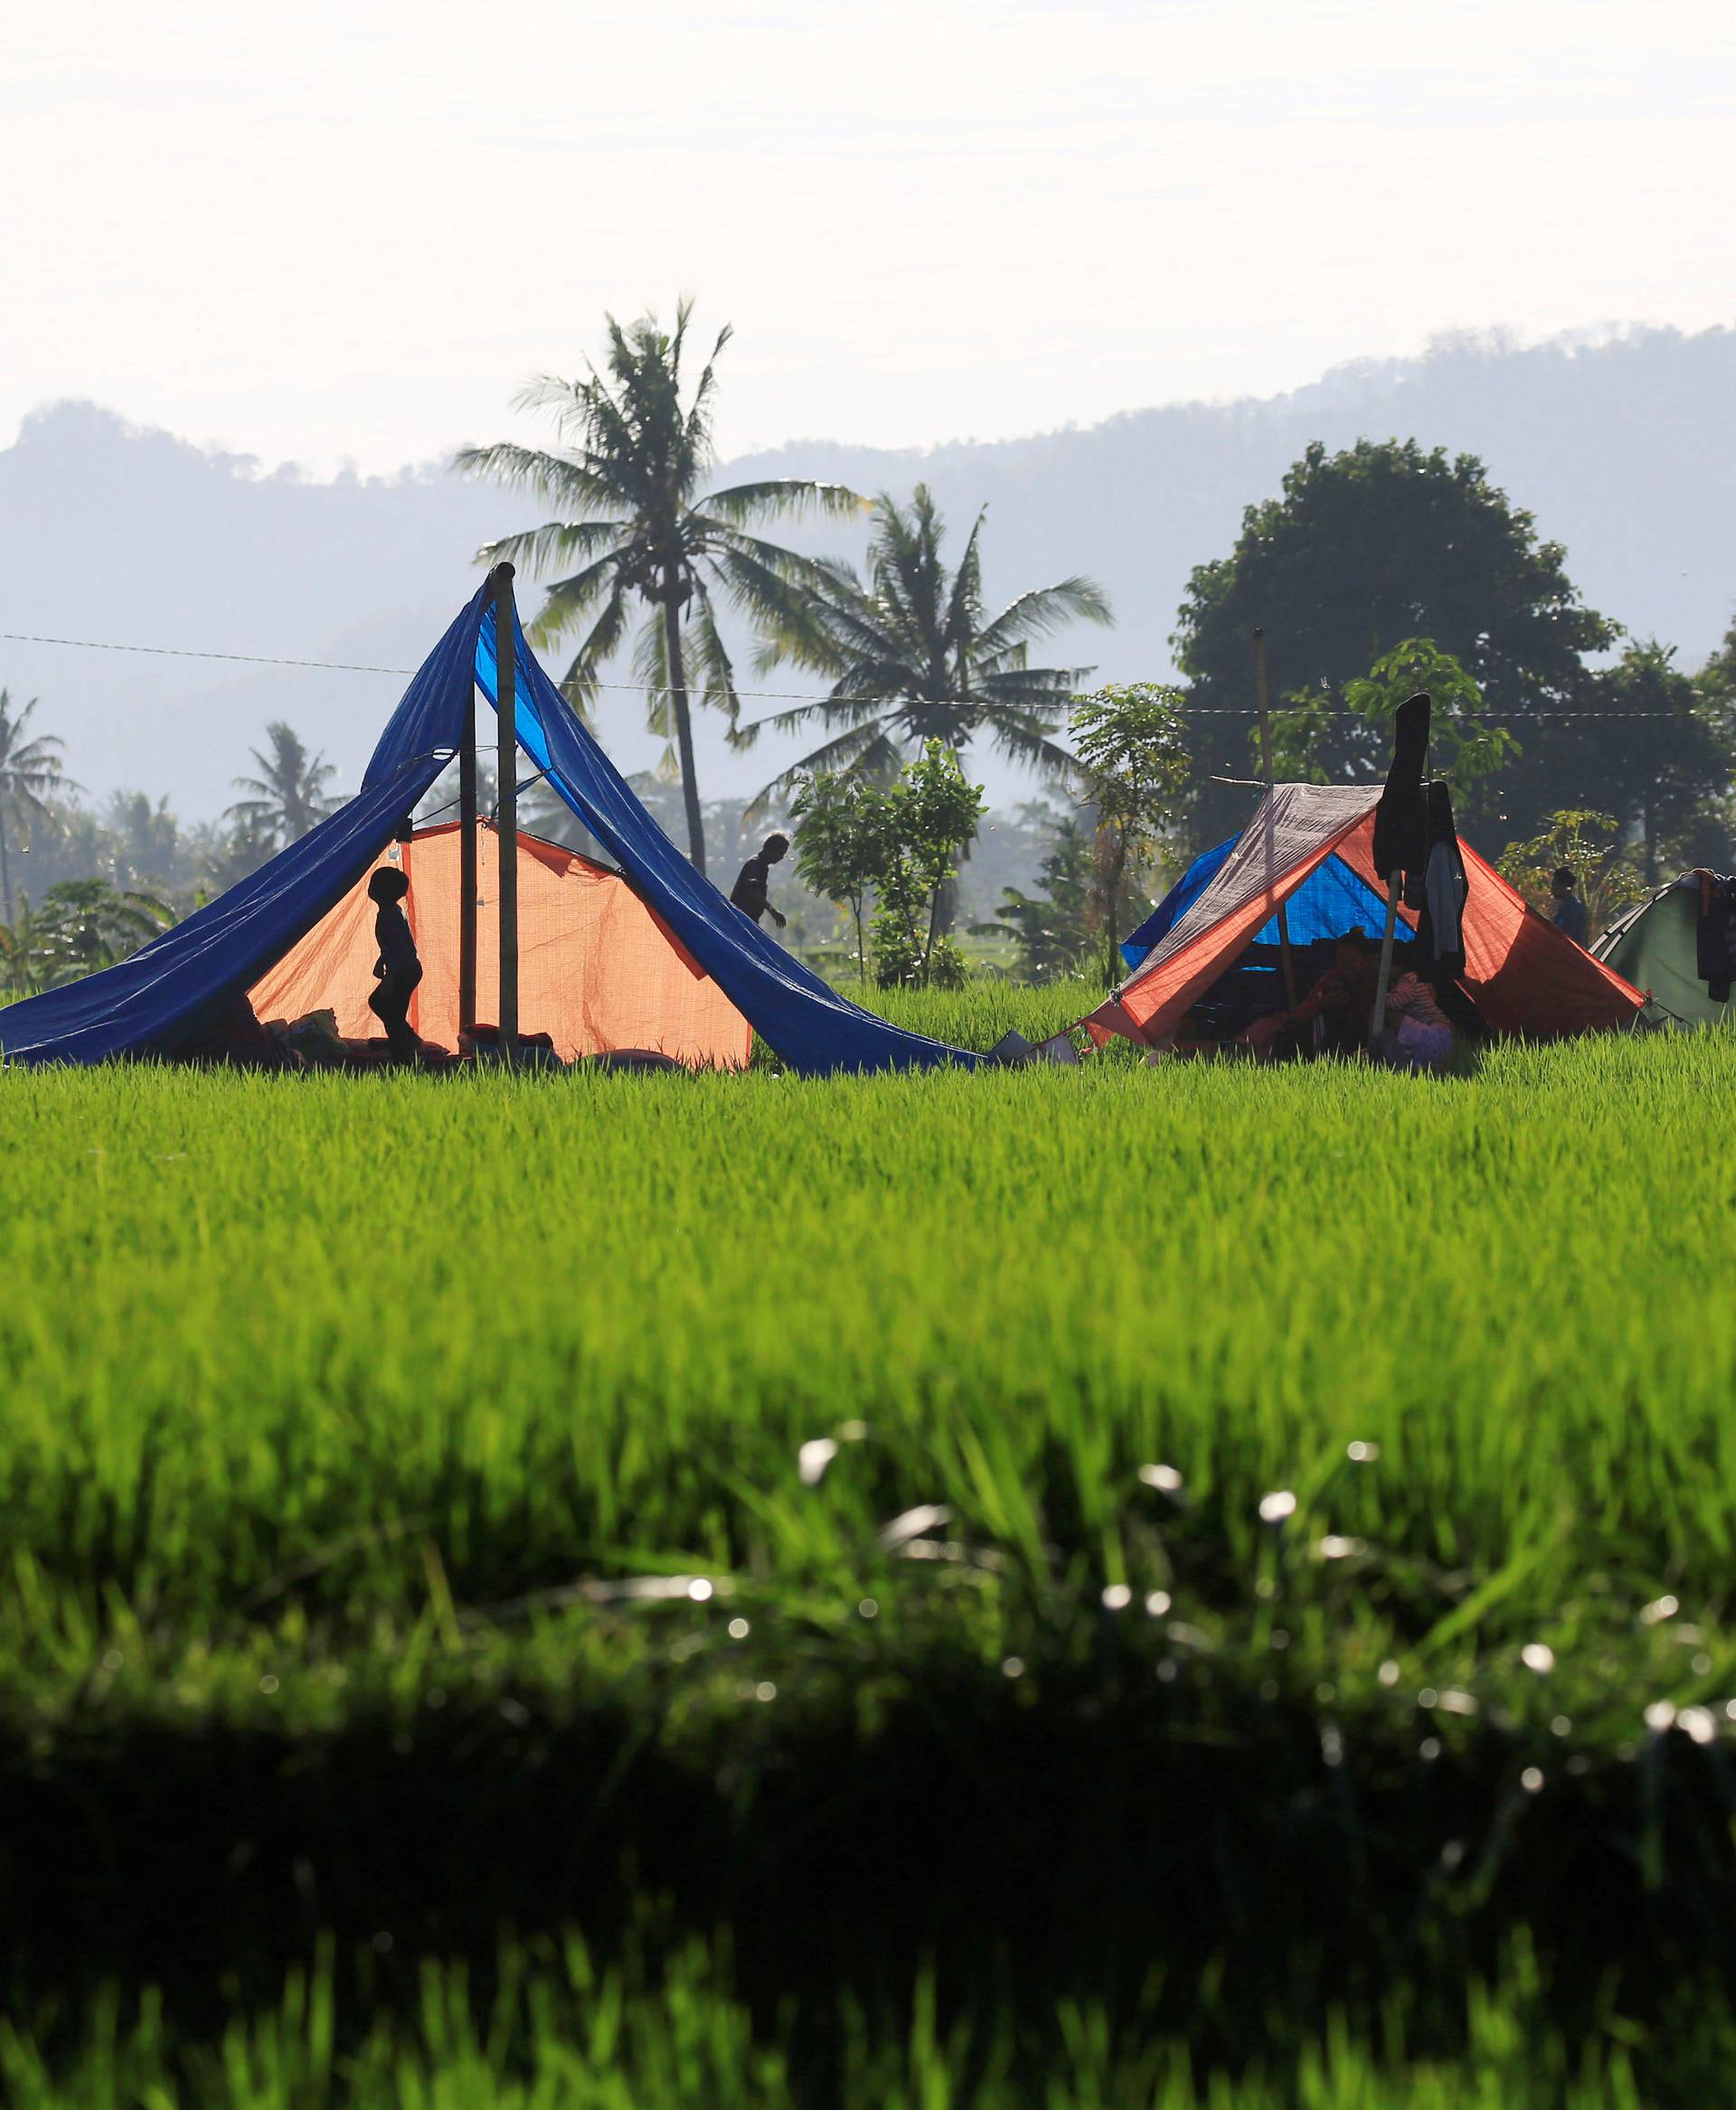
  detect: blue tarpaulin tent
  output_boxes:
[1120,834,1399,971]
[0,583,974,1076]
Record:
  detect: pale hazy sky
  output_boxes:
[6,0,1733,476]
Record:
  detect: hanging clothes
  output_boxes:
[1422,785,1467,972]
[1693,871,1736,1002]
[1405,782,1467,978]
[1371,693,1431,880]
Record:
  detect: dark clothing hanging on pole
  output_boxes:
[1372,692,1432,879]
[1412,780,1467,977]
[1694,871,1736,1001]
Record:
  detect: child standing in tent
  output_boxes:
[367,866,423,1061]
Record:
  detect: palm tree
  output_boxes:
[741,485,1112,805]
[33,879,175,984]
[455,300,863,873]
[0,896,49,997]
[226,722,342,848]
[0,691,72,927]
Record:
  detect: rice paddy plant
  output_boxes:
[4,1029,1735,2089]
[3,1033,1732,1632]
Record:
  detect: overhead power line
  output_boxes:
[0,626,1696,720]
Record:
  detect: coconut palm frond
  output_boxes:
[526,551,634,650]
[973,577,1113,659]
[482,517,628,581]
[748,723,908,815]
[703,478,867,524]
[552,576,634,711]
[685,578,741,729]
[455,442,618,517]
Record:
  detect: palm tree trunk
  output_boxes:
[662,594,706,873]
[0,805,13,928]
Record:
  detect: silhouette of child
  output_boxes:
[367,866,422,1061]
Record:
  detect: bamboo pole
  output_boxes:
[1252,629,1297,1010]
[1370,872,1401,1045]
[458,685,477,1043]
[493,562,518,1063]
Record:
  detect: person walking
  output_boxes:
[730,833,789,929]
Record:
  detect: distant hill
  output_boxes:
[1,324,1731,820]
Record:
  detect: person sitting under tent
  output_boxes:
[1241,930,1382,1060]
[731,834,789,928]
[367,866,423,1061]
[1552,867,1589,946]
[1372,967,1456,1073]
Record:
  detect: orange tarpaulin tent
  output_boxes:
[249,823,752,1069]
[1090,784,1645,1048]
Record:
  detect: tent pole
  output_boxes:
[1371,872,1401,1045]
[1253,628,1297,1010]
[458,685,477,1043]
[493,562,519,1065]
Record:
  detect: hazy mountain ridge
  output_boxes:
[1,324,1731,821]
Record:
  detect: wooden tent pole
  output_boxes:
[1253,628,1298,1010]
[493,562,519,1064]
[458,685,477,1041]
[1371,872,1401,1044]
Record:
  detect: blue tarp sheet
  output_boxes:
[1120,838,1234,967]
[475,602,973,1076]
[0,584,976,1076]
[0,583,486,1065]
[1120,836,1398,970]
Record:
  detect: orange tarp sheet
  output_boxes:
[1104,804,1644,1046]
[249,824,752,1069]
[1329,813,1645,1037]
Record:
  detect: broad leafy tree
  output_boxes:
[1173,439,1616,849]
[867,741,986,988]
[745,485,1111,798]
[227,723,341,850]
[0,691,71,926]
[1566,642,1728,880]
[1495,810,1646,933]
[1270,637,1515,794]
[458,302,863,873]
[789,771,892,984]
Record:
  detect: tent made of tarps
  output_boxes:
[1089,782,1646,1047]
[249,823,753,1068]
[1593,879,1735,1028]
[0,579,975,1075]
[1121,833,1399,971]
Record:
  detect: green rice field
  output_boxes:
[4,1008,1736,2102]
